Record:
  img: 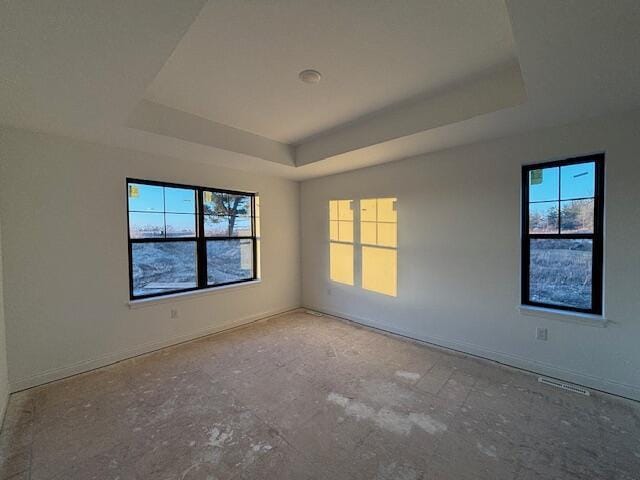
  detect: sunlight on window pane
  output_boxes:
[330,199,354,286]
[362,246,397,297]
[361,197,397,297]
[377,198,397,222]
[330,243,354,285]
[338,221,353,242]
[329,200,339,221]
[361,222,377,245]
[377,223,397,248]
[329,220,338,241]
[338,200,353,221]
[360,199,377,222]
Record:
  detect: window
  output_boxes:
[127,179,257,300]
[522,154,604,314]
[329,200,354,285]
[361,198,397,297]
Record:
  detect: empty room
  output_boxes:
[1,0,639,479]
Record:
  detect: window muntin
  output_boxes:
[127,179,257,300]
[522,155,604,314]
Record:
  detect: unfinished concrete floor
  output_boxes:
[1,311,639,479]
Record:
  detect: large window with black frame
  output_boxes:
[127,179,257,300]
[522,154,604,314]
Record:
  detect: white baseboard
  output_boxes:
[306,305,640,402]
[10,306,302,393]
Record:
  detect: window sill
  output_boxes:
[128,280,262,309]
[518,305,607,328]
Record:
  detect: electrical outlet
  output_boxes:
[327,287,332,296]
[536,327,548,341]
[170,308,179,319]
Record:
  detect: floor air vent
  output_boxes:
[305,310,324,317]
[538,377,590,396]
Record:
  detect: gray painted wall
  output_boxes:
[0,128,301,391]
[301,109,640,400]
[0,214,9,422]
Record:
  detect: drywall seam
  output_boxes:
[307,305,640,402]
[10,306,302,392]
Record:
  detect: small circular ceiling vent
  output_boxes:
[299,69,322,84]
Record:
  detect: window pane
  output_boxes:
[338,220,353,242]
[129,212,164,238]
[204,215,230,236]
[529,239,592,310]
[360,199,377,222]
[377,198,397,223]
[203,191,227,215]
[227,194,252,218]
[131,242,197,296]
[330,242,354,285]
[529,167,559,202]
[207,239,253,285]
[362,246,397,297]
[164,187,195,214]
[361,221,376,245]
[231,216,252,236]
[377,223,397,247]
[529,202,559,234]
[204,215,251,236]
[128,183,163,212]
[205,192,252,217]
[561,162,595,200]
[560,199,594,233]
[165,213,196,238]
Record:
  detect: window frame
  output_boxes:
[521,154,605,314]
[126,178,257,301]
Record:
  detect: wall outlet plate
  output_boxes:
[170,308,179,319]
[536,327,548,341]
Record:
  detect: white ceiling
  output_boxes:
[145,0,516,144]
[1,0,639,181]
[0,0,207,137]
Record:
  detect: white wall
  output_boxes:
[301,109,640,400]
[0,127,301,391]
[0,214,9,421]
